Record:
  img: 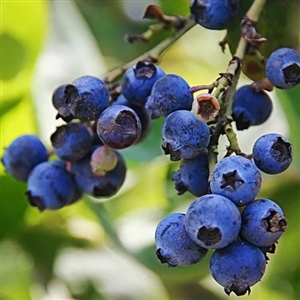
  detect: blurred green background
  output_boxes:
[1,1,300,299]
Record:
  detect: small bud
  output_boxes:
[192,94,220,121]
[90,146,118,176]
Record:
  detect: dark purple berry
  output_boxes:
[209,155,262,207]
[172,152,209,197]
[26,160,82,211]
[145,74,193,119]
[97,105,142,149]
[240,199,287,247]
[113,94,152,143]
[266,47,300,89]
[71,148,126,198]
[1,134,48,182]
[50,123,93,162]
[252,133,292,174]
[155,213,208,267]
[121,61,165,105]
[190,0,239,30]
[210,241,266,296]
[65,75,109,121]
[232,85,273,130]
[185,194,241,249]
[52,84,74,122]
[161,110,210,161]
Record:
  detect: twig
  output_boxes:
[104,17,196,84]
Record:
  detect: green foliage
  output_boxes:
[1,1,300,299]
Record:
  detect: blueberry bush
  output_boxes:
[1,0,300,299]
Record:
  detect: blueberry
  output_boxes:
[65,75,109,121]
[161,110,210,161]
[26,160,82,211]
[121,61,165,105]
[190,0,239,30]
[172,152,209,197]
[155,213,208,267]
[210,241,266,296]
[209,155,262,207]
[1,135,48,182]
[185,194,241,249]
[252,133,292,174]
[52,84,74,122]
[71,148,126,198]
[266,47,300,89]
[50,123,93,162]
[97,105,142,149]
[145,74,193,119]
[232,85,273,130]
[112,94,152,143]
[240,199,287,247]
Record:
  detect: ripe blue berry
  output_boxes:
[121,61,165,105]
[71,148,126,198]
[113,94,152,143]
[240,199,287,247]
[65,75,109,121]
[172,152,209,197]
[232,85,273,130]
[161,110,210,161]
[97,105,142,149]
[155,213,208,267]
[252,133,292,174]
[209,155,262,207]
[266,47,300,89]
[1,135,48,182]
[50,123,93,162]
[190,0,239,30]
[185,194,241,249]
[210,241,266,296]
[52,84,74,122]
[145,74,193,119]
[26,160,82,211]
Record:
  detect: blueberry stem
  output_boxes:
[208,0,268,171]
[104,17,196,83]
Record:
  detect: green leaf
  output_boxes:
[0,33,26,81]
[0,175,28,240]
[276,85,300,169]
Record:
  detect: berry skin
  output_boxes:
[155,213,208,267]
[210,241,266,296]
[26,160,82,211]
[185,194,241,249]
[209,155,262,207]
[266,47,300,89]
[121,61,165,105]
[52,84,74,122]
[145,74,193,119]
[161,110,210,161]
[172,152,209,197]
[232,85,273,130]
[252,133,292,174]
[240,199,287,247]
[190,0,239,30]
[97,105,142,149]
[113,94,152,143]
[1,135,48,182]
[71,148,126,198]
[64,75,109,121]
[50,123,93,162]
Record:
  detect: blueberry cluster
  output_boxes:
[155,136,291,295]
[155,88,292,295]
